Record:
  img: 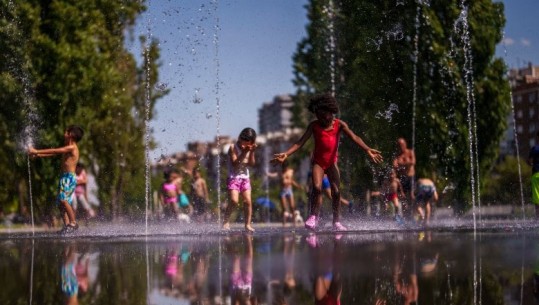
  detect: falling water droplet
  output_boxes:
[206,113,213,119]
[154,82,168,91]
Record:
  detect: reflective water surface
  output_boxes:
[1,228,539,305]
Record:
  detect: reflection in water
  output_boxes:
[2,231,539,304]
[308,234,342,305]
[60,243,96,305]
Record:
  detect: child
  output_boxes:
[382,169,405,222]
[415,178,439,224]
[272,94,382,231]
[29,125,84,234]
[73,163,96,219]
[222,127,257,232]
[279,161,302,226]
[191,168,210,221]
[160,168,181,220]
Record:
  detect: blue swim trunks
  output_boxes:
[56,172,77,206]
[322,176,330,190]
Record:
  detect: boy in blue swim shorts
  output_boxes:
[29,125,84,234]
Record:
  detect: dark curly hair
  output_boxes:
[66,125,84,142]
[307,93,339,114]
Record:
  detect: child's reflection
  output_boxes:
[393,250,418,305]
[307,234,342,305]
[227,234,258,305]
[61,244,79,305]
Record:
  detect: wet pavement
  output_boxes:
[1,220,539,304]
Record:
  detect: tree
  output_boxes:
[292,0,510,211]
[0,0,166,221]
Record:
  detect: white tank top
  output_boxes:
[228,144,250,179]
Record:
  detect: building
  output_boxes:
[258,94,294,134]
[513,82,539,156]
[502,63,539,157]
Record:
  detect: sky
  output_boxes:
[131,0,539,160]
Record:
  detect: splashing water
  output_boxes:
[193,88,203,103]
[212,0,222,226]
[375,103,400,122]
[323,0,337,97]
[501,30,526,219]
[456,2,480,233]
[144,0,153,235]
[411,0,421,158]
[154,82,168,91]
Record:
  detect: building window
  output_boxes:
[517,125,523,133]
[530,92,537,103]
[517,110,523,118]
[532,138,536,148]
[516,94,522,103]
[531,108,536,118]
[531,123,537,133]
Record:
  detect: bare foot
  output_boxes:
[245,225,255,233]
[222,223,230,230]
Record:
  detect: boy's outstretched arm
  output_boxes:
[271,123,314,163]
[28,145,74,158]
[340,121,383,163]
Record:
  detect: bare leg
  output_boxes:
[425,201,431,224]
[60,200,76,225]
[309,164,325,217]
[241,190,254,232]
[325,164,341,224]
[223,190,239,230]
[280,195,288,225]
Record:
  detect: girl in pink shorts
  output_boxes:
[222,128,257,232]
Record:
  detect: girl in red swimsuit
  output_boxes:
[272,93,383,231]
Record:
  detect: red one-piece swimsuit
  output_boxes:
[312,119,341,170]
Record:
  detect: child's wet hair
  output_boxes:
[67,125,84,142]
[308,93,339,114]
[238,127,257,142]
[163,168,178,179]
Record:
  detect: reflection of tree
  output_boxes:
[93,244,147,305]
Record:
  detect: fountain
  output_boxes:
[1,1,539,304]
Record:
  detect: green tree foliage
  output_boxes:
[0,0,166,221]
[292,0,510,210]
[482,156,531,205]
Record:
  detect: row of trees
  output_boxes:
[291,0,511,211]
[0,0,166,221]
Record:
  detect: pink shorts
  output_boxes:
[227,177,251,192]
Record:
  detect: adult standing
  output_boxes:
[528,132,539,219]
[393,138,416,212]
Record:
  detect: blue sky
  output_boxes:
[132,0,538,160]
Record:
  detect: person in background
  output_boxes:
[73,163,96,219]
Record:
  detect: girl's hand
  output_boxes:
[367,148,383,164]
[271,153,287,164]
